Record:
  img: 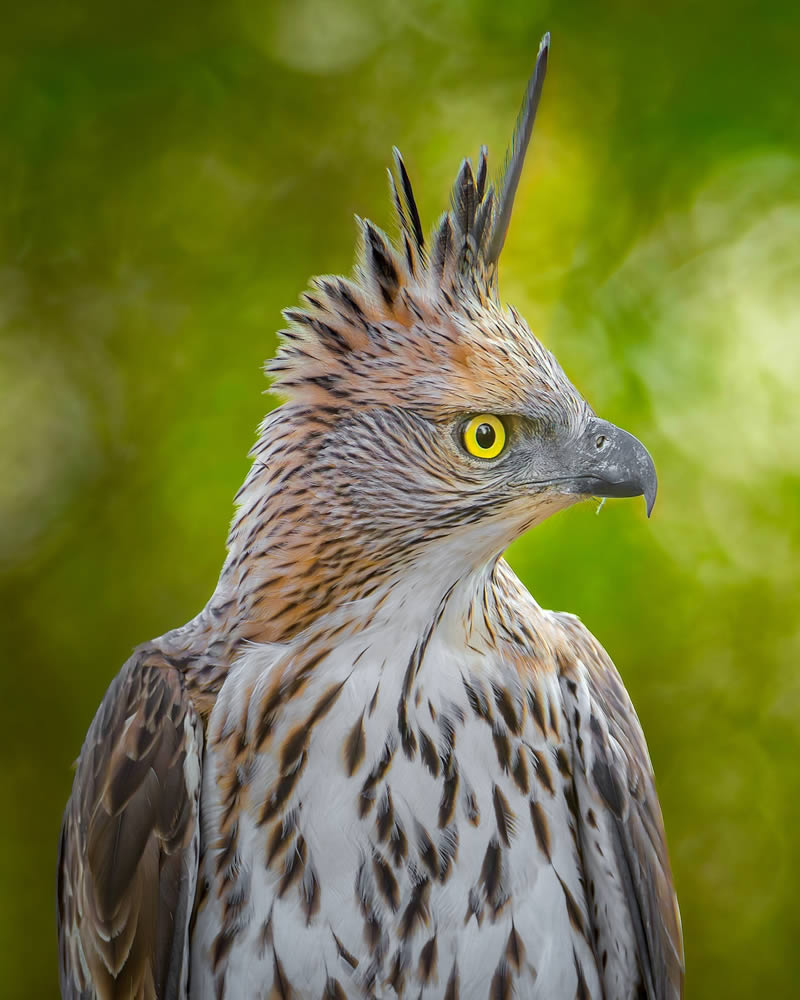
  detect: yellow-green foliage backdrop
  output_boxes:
[1,2,798,996]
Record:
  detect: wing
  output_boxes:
[57,653,203,999]
[553,612,684,1000]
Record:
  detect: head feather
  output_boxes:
[270,32,558,408]
[485,31,550,268]
[387,31,550,297]
[392,147,426,256]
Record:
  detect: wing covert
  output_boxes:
[57,654,203,999]
[553,612,684,1000]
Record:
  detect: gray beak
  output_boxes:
[555,417,658,516]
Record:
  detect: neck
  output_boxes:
[160,402,553,714]
[157,541,548,724]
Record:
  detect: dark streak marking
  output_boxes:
[400,877,431,940]
[511,747,530,794]
[492,682,521,734]
[439,765,459,828]
[323,977,347,1000]
[465,886,482,926]
[530,799,552,861]
[480,838,502,905]
[463,784,480,826]
[359,738,395,817]
[529,747,555,795]
[492,784,516,846]
[387,949,406,994]
[266,812,297,868]
[260,754,307,824]
[558,873,587,940]
[332,931,359,970]
[506,922,525,971]
[372,851,399,911]
[492,725,511,772]
[419,729,440,777]
[549,698,561,739]
[464,678,492,722]
[376,787,394,843]
[301,866,319,924]
[343,713,366,776]
[417,824,440,879]
[367,682,380,717]
[277,835,307,897]
[574,948,590,1000]
[389,818,409,867]
[444,959,460,1000]
[212,926,235,973]
[528,687,547,737]
[418,932,438,984]
[555,746,572,778]
[397,697,417,759]
[490,961,511,1000]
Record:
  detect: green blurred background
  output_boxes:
[1,1,799,996]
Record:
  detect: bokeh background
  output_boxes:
[1,1,799,996]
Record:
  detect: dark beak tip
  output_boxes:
[642,457,658,519]
[642,465,658,517]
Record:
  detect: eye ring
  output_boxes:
[463,414,507,460]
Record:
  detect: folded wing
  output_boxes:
[57,654,203,999]
[554,612,684,1000]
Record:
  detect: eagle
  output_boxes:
[58,34,684,1000]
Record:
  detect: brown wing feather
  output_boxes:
[57,652,203,999]
[553,612,684,1000]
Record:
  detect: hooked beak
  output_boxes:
[547,417,658,516]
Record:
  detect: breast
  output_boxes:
[189,619,605,999]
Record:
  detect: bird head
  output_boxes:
[231,34,656,629]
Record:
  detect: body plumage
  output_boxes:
[58,35,683,999]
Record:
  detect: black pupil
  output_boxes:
[475,422,496,450]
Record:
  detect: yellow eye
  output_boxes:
[463,414,506,459]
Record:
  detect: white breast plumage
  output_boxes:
[190,574,613,999]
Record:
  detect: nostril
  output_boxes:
[595,435,607,450]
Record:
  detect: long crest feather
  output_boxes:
[485,32,550,268]
[392,148,425,255]
[384,34,549,299]
[475,145,488,201]
[452,159,477,240]
[281,30,552,372]
[430,213,453,283]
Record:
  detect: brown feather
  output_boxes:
[58,653,202,1000]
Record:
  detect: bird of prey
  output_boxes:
[58,33,683,1000]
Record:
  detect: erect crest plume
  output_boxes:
[388,30,550,297]
[270,33,551,401]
